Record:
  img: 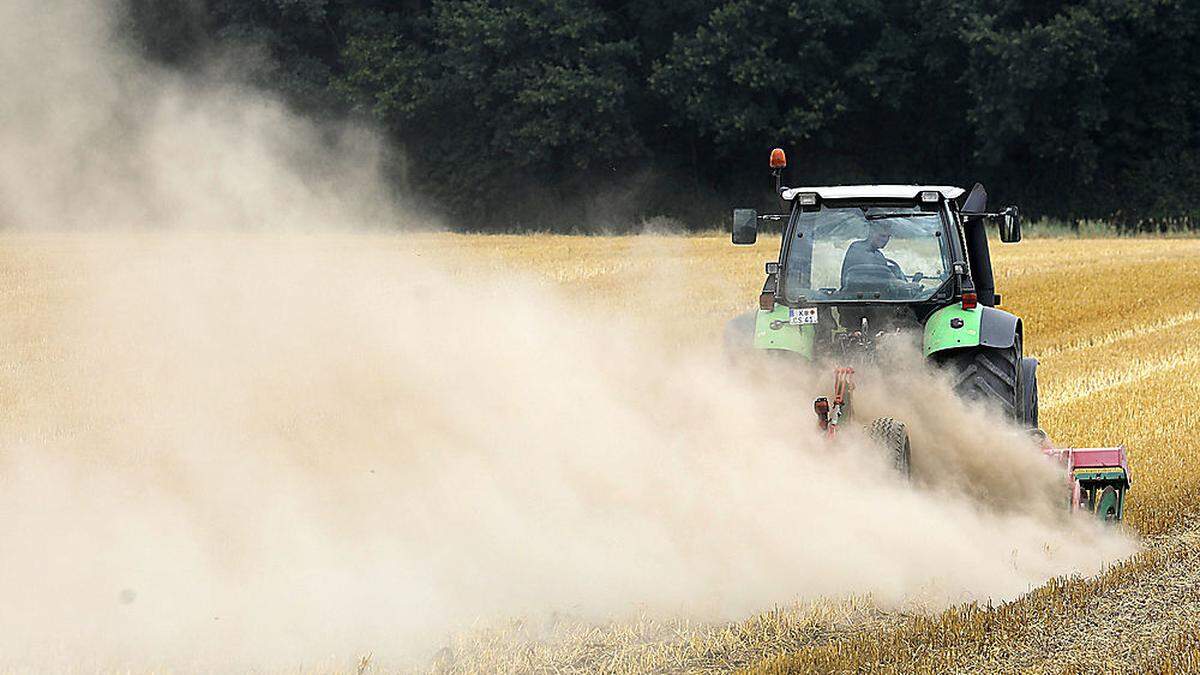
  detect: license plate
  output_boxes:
[789,307,818,325]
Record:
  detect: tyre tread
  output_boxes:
[937,345,1022,421]
[869,417,911,477]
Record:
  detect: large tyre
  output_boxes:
[869,417,911,478]
[1021,357,1039,429]
[723,311,756,358]
[935,335,1025,424]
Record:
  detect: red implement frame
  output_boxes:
[814,367,855,438]
[1037,433,1131,517]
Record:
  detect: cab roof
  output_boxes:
[780,185,966,201]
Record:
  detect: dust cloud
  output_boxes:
[0,1,1135,672]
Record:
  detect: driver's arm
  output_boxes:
[841,240,870,285]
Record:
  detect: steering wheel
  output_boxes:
[842,264,897,289]
[899,280,923,298]
[885,259,907,280]
[843,264,925,299]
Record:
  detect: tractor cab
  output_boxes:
[770,187,959,306]
[733,150,1021,318]
[728,148,1026,364]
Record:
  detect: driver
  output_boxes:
[840,221,906,287]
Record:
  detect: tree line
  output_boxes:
[126,0,1200,232]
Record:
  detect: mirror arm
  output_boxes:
[960,208,1017,219]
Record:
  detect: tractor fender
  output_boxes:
[752,305,814,358]
[979,306,1021,350]
[923,305,1021,357]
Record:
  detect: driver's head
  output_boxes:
[867,221,893,249]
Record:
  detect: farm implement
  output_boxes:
[1036,432,1132,520]
[809,318,911,478]
[728,148,1130,521]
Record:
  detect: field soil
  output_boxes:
[434,234,1200,674]
[1,233,1197,673]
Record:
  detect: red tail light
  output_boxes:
[961,292,978,310]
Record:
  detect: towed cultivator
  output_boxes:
[810,320,911,478]
[803,324,1129,521]
[1037,432,1132,520]
[729,148,1131,522]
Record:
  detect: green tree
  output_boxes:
[124,0,209,65]
[961,5,1116,216]
[206,0,348,115]
[121,0,1200,229]
[961,0,1200,225]
[651,0,977,196]
[339,0,642,225]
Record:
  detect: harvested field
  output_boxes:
[5,0,1198,671]
[0,233,1196,673]
[430,234,1200,673]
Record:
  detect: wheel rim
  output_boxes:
[1096,486,1120,522]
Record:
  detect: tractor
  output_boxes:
[728,148,1129,519]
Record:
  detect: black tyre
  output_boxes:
[1021,357,1039,429]
[935,335,1025,424]
[723,311,756,357]
[869,417,911,478]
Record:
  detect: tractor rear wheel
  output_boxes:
[1021,357,1039,429]
[935,336,1026,425]
[869,417,911,478]
[723,310,757,357]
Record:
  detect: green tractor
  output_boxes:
[727,148,1037,472]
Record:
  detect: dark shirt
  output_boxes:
[841,239,898,287]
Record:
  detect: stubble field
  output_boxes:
[404,233,1200,672]
[450,234,1200,530]
[1,232,1199,673]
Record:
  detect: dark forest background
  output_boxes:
[124,0,1200,232]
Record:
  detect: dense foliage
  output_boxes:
[126,0,1200,231]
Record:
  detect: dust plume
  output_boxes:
[0,0,398,232]
[0,1,1135,672]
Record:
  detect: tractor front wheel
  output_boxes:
[869,417,911,478]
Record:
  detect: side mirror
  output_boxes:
[732,208,758,245]
[996,206,1021,243]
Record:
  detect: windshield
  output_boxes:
[781,203,951,303]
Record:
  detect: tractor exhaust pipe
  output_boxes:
[962,183,997,306]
